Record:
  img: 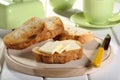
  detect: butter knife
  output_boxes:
[92,34,111,67]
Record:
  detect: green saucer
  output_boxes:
[70,12,120,28]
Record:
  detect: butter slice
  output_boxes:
[66,41,80,51]
[56,40,71,53]
[39,42,63,54]
[56,40,81,53]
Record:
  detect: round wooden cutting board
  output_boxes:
[5,38,113,78]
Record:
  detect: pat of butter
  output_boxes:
[56,40,71,53]
[66,42,80,51]
[39,42,63,54]
[56,40,80,53]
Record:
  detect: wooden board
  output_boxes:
[5,38,113,78]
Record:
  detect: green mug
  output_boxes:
[116,0,120,2]
[49,0,76,11]
[83,0,115,25]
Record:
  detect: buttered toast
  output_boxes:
[32,40,83,64]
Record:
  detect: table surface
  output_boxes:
[0,0,120,80]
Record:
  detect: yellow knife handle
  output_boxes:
[93,47,104,67]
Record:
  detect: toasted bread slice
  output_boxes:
[3,17,46,49]
[32,40,83,64]
[54,26,94,44]
[44,16,64,40]
[3,16,64,49]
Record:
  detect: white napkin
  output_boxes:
[0,38,5,72]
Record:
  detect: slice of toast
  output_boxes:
[43,16,64,40]
[54,26,94,44]
[3,16,64,49]
[32,40,83,64]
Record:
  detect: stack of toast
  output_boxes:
[3,16,94,64]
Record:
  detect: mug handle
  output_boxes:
[109,10,120,22]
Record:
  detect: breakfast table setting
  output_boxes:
[0,0,120,80]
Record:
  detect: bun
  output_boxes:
[3,16,64,49]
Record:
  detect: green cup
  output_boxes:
[49,0,76,11]
[116,0,120,2]
[83,0,114,25]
